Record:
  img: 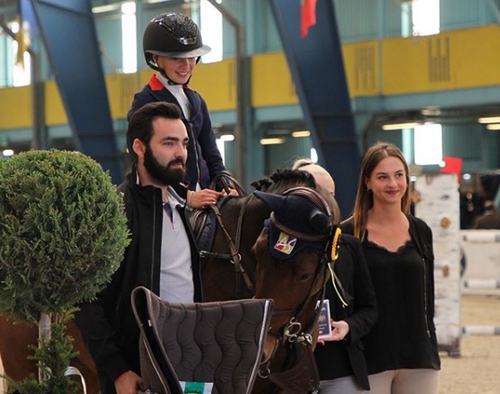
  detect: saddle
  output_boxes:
[187,206,217,259]
[131,286,273,394]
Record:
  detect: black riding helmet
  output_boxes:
[143,12,211,71]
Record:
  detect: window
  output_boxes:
[11,20,31,87]
[414,124,442,165]
[402,0,440,37]
[216,139,226,163]
[121,2,137,73]
[200,0,223,63]
[310,147,318,163]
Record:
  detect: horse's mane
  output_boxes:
[251,168,340,224]
[250,169,317,194]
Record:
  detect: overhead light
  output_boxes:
[479,116,500,124]
[260,137,285,145]
[2,149,14,157]
[92,4,121,13]
[292,130,310,138]
[486,123,500,130]
[382,122,422,131]
[421,107,441,116]
[219,134,235,142]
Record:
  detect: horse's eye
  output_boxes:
[298,272,313,282]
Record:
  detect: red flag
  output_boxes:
[301,0,318,39]
[440,156,462,177]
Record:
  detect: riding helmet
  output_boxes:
[143,12,211,71]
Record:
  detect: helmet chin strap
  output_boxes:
[158,67,183,86]
[159,66,196,86]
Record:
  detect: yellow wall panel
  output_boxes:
[342,41,380,97]
[4,24,500,132]
[129,61,237,112]
[251,52,298,107]
[44,74,139,125]
[190,59,236,111]
[450,25,500,88]
[138,69,151,87]
[105,73,139,119]
[0,86,31,129]
[44,80,67,125]
[382,25,500,95]
[382,35,454,94]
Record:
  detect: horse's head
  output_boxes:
[252,186,340,384]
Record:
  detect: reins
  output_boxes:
[200,198,255,297]
[198,172,255,297]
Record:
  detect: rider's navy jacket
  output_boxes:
[128,75,226,190]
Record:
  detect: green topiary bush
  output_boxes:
[0,150,130,321]
[0,150,130,393]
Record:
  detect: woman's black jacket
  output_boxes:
[314,233,378,390]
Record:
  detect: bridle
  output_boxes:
[257,222,336,383]
[199,184,340,393]
[249,187,340,394]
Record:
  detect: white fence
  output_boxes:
[460,229,500,336]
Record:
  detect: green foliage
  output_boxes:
[6,310,81,394]
[0,150,130,322]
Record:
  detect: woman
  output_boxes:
[293,159,378,393]
[341,142,441,394]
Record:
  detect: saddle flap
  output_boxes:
[132,286,182,394]
[131,286,273,394]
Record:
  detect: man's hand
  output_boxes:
[187,189,223,208]
[224,188,239,197]
[114,370,142,394]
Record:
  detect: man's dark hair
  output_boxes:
[127,101,184,163]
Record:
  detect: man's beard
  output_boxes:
[144,145,185,186]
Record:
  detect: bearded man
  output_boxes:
[75,102,202,394]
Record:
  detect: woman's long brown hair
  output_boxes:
[351,142,412,239]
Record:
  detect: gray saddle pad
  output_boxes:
[131,286,273,394]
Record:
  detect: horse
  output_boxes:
[199,169,339,393]
[0,315,100,393]
[0,169,338,394]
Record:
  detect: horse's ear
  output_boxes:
[309,211,330,233]
[255,189,331,241]
[253,191,284,210]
